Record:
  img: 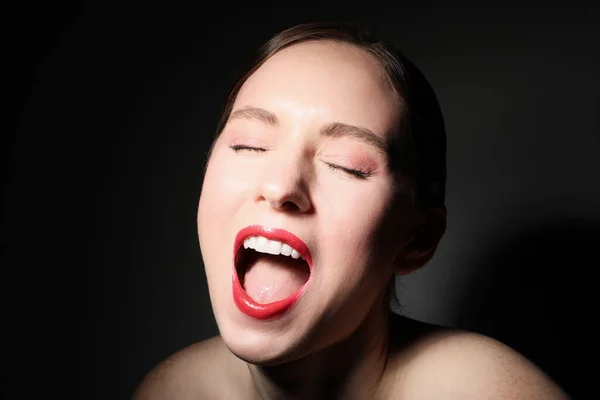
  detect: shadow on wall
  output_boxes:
[455,218,598,399]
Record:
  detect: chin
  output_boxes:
[213,304,315,366]
[219,323,299,365]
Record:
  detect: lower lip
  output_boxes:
[232,226,312,320]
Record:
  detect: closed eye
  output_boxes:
[230,145,371,179]
[325,162,372,180]
[229,145,267,153]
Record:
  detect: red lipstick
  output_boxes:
[232,225,312,320]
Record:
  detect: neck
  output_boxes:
[246,293,394,400]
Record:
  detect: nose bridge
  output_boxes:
[258,145,311,212]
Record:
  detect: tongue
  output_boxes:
[242,253,310,304]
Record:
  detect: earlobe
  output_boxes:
[392,206,447,276]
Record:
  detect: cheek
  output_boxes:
[200,148,252,214]
[317,172,394,228]
[315,178,397,273]
[198,152,243,256]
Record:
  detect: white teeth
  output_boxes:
[242,235,304,260]
[256,236,267,249]
[267,240,282,255]
[281,243,293,256]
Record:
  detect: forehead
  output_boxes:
[234,41,401,139]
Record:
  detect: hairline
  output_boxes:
[207,37,407,163]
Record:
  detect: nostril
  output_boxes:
[280,200,301,212]
[261,179,311,213]
[267,198,301,212]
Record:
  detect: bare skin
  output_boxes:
[134,40,569,399]
[133,311,568,399]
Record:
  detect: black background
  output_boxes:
[5,1,599,399]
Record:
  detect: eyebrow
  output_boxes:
[229,106,279,127]
[228,106,388,154]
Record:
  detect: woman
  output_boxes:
[134,22,567,399]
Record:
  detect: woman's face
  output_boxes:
[198,41,417,364]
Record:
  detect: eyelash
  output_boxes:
[324,163,372,179]
[230,145,267,153]
[229,145,372,180]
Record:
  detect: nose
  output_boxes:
[256,152,312,213]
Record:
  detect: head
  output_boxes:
[197,22,446,365]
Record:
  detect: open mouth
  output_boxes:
[232,226,312,319]
[236,236,311,304]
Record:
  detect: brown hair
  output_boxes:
[209,22,446,209]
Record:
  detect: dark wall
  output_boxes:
[5,2,599,399]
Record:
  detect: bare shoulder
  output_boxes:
[132,336,240,400]
[389,324,569,399]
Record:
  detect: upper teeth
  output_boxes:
[243,236,302,259]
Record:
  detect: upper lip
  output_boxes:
[234,225,313,268]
